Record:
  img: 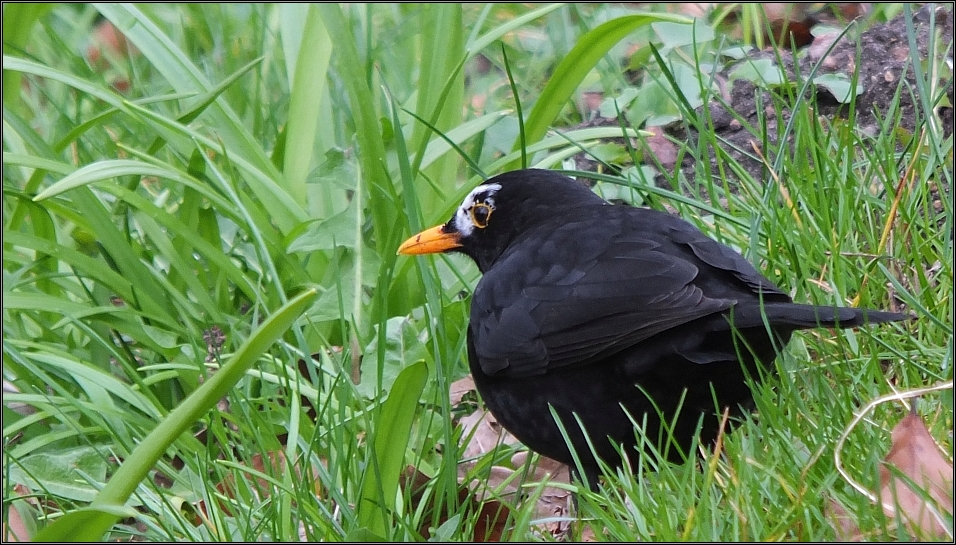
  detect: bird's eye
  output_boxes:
[470,203,493,228]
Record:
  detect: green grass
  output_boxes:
[3,3,952,541]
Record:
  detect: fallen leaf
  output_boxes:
[470,497,512,542]
[579,91,604,115]
[639,126,678,171]
[830,410,954,541]
[878,412,954,540]
[579,524,600,542]
[672,3,712,18]
[402,464,512,542]
[450,376,477,406]
[454,390,577,540]
[826,497,865,542]
[3,484,36,542]
[459,408,519,462]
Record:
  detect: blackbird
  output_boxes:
[398,169,908,486]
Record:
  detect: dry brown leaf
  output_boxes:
[760,3,811,23]
[470,497,512,542]
[402,464,513,542]
[807,31,844,64]
[672,3,713,18]
[640,127,678,171]
[511,452,574,538]
[456,402,574,540]
[878,412,954,540]
[3,380,34,417]
[827,497,866,542]
[579,91,604,116]
[403,383,528,540]
[2,484,36,542]
[579,524,600,542]
[450,375,477,407]
[2,505,28,542]
[459,408,519,461]
[830,411,954,541]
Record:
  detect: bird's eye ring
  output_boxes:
[470,203,493,228]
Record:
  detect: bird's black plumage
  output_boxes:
[398,169,908,486]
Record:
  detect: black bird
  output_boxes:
[398,169,908,486]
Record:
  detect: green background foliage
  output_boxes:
[3,3,951,541]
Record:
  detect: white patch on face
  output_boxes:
[453,182,501,237]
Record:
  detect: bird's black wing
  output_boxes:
[470,210,775,378]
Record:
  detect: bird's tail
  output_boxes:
[729,302,912,330]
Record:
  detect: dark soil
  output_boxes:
[574,4,954,196]
[688,3,954,188]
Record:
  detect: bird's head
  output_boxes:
[398,169,605,271]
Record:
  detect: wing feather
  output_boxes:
[470,214,743,378]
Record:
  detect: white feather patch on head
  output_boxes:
[453,182,502,237]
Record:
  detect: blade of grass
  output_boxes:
[387,88,460,513]
[315,3,394,257]
[283,5,332,206]
[32,288,318,541]
[410,3,464,209]
[501,43,527,169]
[465,3,567,56]
[504,13,690,170]
[145,56,265,155]
[94,4,279,179]
[1,3,54,108]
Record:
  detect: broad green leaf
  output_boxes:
[629,76,682,128]
[670,62,708,110]
[8,446,107,503]
[32,505,137,542]
[652,19,716,51]
[344,528,388,542]
[599,87,641,118]
[729,58,786,86]
[307,251,382,322]
[306,148,359,193]
[430,513,464,542]
[357,317,428,399]
[358,360,428,536]
[288,200,363,253]
[813,73,864,104]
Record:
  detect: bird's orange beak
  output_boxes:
[397,224,462,255]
